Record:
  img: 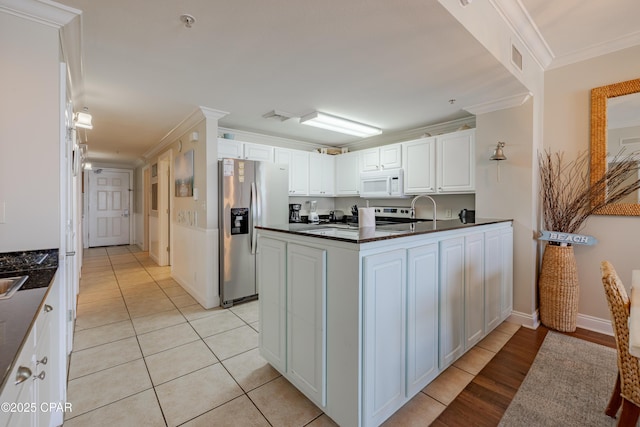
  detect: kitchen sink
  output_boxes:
[302,227,405,239]
[0,275,29,300]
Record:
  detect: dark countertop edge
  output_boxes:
[0,251,58,392]
[257,218,513,243]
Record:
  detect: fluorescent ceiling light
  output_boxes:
[299,111,381,137]
[75,111,93,129]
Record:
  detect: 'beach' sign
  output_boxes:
[538,230,597,246]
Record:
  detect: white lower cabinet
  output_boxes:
[406,243,439,396]
[258,238,327,408]
[363,250,406,427]
[258,238,287,373]
[439,232,489,368]
[1,272,64,427]
[439,237,465,368]
[258,221,513,427]
[465,233,485,349]
[484,227,514,332]
[287,244,327,407]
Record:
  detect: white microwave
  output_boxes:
[360,169,405,198]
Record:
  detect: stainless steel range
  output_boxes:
[370,206,418,225]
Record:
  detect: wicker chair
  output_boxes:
[601,261,640,426]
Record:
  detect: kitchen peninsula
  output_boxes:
[256,218,513,427]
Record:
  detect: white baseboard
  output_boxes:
[507,309,540,329]
[507,309,613,336]
[576,313,613,336]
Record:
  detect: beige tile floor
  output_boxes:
[64,245,520,426]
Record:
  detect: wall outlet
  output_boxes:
[445,209,452,218]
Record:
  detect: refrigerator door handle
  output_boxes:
[250,181,258,254]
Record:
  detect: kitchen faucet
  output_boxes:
[410,194,437,229]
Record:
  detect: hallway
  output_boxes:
[64,245,521,426]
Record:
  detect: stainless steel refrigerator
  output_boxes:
[219,159,288,307]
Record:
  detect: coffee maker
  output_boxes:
[289,203,302,223]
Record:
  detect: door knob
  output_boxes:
[15,366,32,385]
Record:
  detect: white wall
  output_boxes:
[476,98,538,325]
[544,44,640,332]
[0,12,61,252]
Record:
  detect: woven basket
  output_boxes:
[539,243,579,332]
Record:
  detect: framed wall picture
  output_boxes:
[151,163,158,177]
[175,149,194,197]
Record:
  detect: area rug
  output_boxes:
[499,331,618,427]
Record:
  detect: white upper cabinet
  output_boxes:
[309,153,335,196]
[402,129,475,195]
[437,129,475,193]
[402,137,436,194]
[360,144,402,171]
[217,138,274,162]
[335,151,360,196]
[218,138,244,159]
[275,148,309,196]
[245,142,274,162]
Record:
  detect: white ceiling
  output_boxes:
[55,0,640,166]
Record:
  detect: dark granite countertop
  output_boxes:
[0,249,58,392]
[257,218,512,243]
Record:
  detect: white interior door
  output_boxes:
[88,169,131,247]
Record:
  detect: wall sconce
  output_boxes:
[74,108,93,129]
[490,142,507,181]
[190,131,199,143]
[490,142,507,161]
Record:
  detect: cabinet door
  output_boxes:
[439,237,465,368]
[287,244,327,407]
[465,233,485,349]
[258,237,287,373]
[1,339,36,427]
[360,148,380,171]
[290,150,309,196]
[406,243,439,396]
[308,153,334,196]
[218,138,243,159]
[437,130,475,193]
[380,144,402,169]
[275,148,294,194]
[402,137,436,194]
[322,155,335,196]
[34,321,53,427]
[500,227,514,321]
[335,152,360,196]
[484,229,502,332]
[244,142,274,162]
[363,249,406,427]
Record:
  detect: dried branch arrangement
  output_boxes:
[539,149,640,234]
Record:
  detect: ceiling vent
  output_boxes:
[262,110,293,121]
[511,44,523,71]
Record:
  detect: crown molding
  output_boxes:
[143,106,228,160]
[0,0,80,28]
[489,0,554,70]
[548,30,640,70]
[60,14,83,108]
[340,116,476,151]
[463,92,532,115]
[217,126,322,151]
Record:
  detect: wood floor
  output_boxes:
[432,325,616,426]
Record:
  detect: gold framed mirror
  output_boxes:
[590,78,640,215]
